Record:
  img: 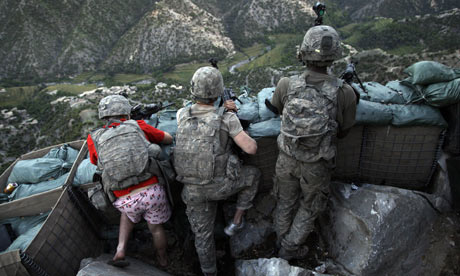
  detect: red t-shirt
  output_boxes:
[87,119,165,197]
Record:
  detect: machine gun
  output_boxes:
[208,58,250,129]
[130,102,174,120]
[313,2,326,26]
[340,61,366,104]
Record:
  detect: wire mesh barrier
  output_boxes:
[358,126,444,189]
[333,126,363,182]
[20,252,48,276]
[24,186,103,276]
[242,125,444,192]
[0,141,104,276]
[242,137,279,192]
[441,102,460,154]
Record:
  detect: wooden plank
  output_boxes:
[0,187,63,220]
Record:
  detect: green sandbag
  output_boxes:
[1,212,50,236]
[73,159,97,186]
[9,173,68,201]
[419,78,460,107]
[156,110,178,137]
[404,61,460,85]
[236,93,259,122]
[258,87,277,121]
[390,104,447,127]
[248,117,281,137]
[355,100,393,125]
[7,158,72,184]
[385,81,420,104]
[4,222,44,253]
[43,144,80,164]
[353,82,407,104]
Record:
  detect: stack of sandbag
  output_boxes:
[238,87,281,138]
[3,144,79,202]
[336,67,450,188]
[73,158,98,186]
[403,61,460,107]
[0,144,80,254]
[400,61,460,154]
[234,88,280,191]
[0,212,49,253]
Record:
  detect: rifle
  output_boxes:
[130,102,175,120]
[340,61,366,104]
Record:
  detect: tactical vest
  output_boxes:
[174,106,236,185]
[91,119,153,201]
[278,74,342,162]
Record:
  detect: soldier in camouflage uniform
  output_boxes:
[269,25,357,260]
[174,66,261,276]
[87,95,173,267]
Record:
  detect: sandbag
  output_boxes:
[156,110,178,137]
[43,144,80,164]
[236,94,259,122]
[9,173,68,201]
[390,104,447,127]
[1,212,50,237]
[404,61,460,85]
[73,159,97,186]
[4,222,44,253]
[353,82,407,104]
[257,87,277,121]
[7,158,72,184]
[248,117,281,137]
[355,100,393,125]
[385,81,419,104]
[420,78,460,107]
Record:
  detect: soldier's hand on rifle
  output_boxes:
[224,100,238,113]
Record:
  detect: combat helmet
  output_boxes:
[299,25,342,66]
[98,95,132,119]
[190,66,224,103]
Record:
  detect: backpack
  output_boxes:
[174,106,232,185]
[278,75,342,162]
[91,120,153,198]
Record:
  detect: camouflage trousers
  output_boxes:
[181,166,260,274]
[273,151,331,251]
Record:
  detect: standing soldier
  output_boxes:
[87,95,173,267]
[174,66,261,276]
[269,25,357,260]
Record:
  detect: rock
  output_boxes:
[235,258,331,276]
[229,218,273,258]
[225,193,276,257]
[77,254,171,276]
[323,182,440,276]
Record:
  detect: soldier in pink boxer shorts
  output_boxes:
[87,95,173,267]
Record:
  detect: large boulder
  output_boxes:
[235,258,331,276]
[77,254,171,276]
[225,193,276,258]
[323,182,441,276]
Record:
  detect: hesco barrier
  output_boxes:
[244,126,444,191]
[242,137,279,192]
[441,102,460,154]
[358,126,444,189]
[334,126,364,181]
[0,141,104,276]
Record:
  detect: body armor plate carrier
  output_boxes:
[174,106,235,185]
[278,74,343,162]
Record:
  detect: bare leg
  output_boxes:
[232,208,245,225]
[113,213,135,261]
[147,223,168,267]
